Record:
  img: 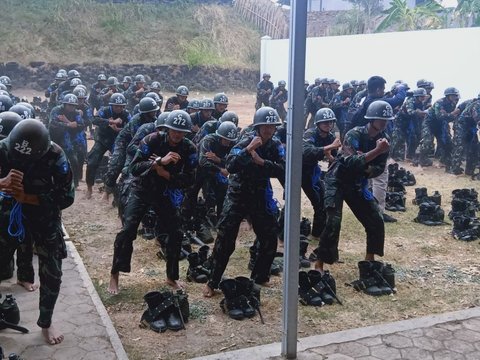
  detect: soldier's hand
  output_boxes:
[162,152,181,165]
[0,169,24,194]
[246,136,263,152]
[330,137,342,149]
[205,151,221,164]
[173,104,180,110]
[68,121,78,129]
[325,150,334,162]
[220,168,229,177]
[250,150,265,166]
[192,124,200,133]
[58,114,69,123]
[375,138,390,153]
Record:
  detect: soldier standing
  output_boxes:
[269,80,288,122]
[255,73,274,110]
[108,110,197,294]
[203,107,285,297]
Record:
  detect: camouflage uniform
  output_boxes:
[302,127,337,237]
[255,79,274,110]
[0,141,74,328]
[88,82,106,112]
[312,126,387,264]
[164,96,188,112]
[330,91,352,141]
[269,86,288,122]
[207,132,285,289]
[416,97,458,166]
[111,131,197,280]
[98,86,123,107]
[192,119,221,145]
[390,96,427,161]
[451,99,480,175]
[124,84,146,112]
[48,105,85,187]
[86,106,131,188]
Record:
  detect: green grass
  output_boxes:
[1,0,260,68]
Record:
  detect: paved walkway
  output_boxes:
[194,306,480,360]
[0,242,128,360]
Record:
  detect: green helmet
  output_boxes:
[0,76,12,88]
[253,107,281,128]
[0,94,13,112]
[314,108,336,124]
[150,81,161,90]
[416,79,428,88]
[365,100,394,120]
[97,73,107,81]
[0,111,22,139]
[213,93,228,105]
[17,102,36,119]
[135,74,146,83]
[7,119,50,160]
[107,76,119,86]
[199,98,215,110]
[216,121,238,141]
[164,110,192,133]
[55,72,67,81]
[9,104,33,120]
[73,88,87,99]
[109,93,127,106]
[122,76,132,84]
[342,82,353,91]
[413,88,427,97]
[62,94,79,106]
[444,87,460,97]
[0,90,9,97]
[176,85,189,96]
[70,78,82,88]
[219,111,239,126]
[187,99,201,110]
[155,111,170,129]
[67,69,80,80]
[145,92,161,105]
[139,97,159,113]
[278,80,286,87]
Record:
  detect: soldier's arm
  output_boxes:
[225,138,254,173]
[92,109,111,127]
[168,143,197,189]
[129,134,157,176]
[199,137,223,173]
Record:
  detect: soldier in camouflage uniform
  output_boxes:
[193,110,239,145]
[86,93,131,199]
[108,110,197,294]
[417,79,434,109]
[149,81,164,109]
[212,92,229,120]
[255,73,274,110]
[48,94,85,188]
[450,95,480,175]
[203,107,285,297]
[312,101,392,272]
[0,120,74,344]
[98,76,123,107]
[190,98,216,140]
[120,76,132,93]
[73,87,93,179]
[390,88,428,161]
[104,97,159,195]
[330,82,354,141]
[307,79,330,129]
[269,80,288,122]
[88,73,107,112]
[164,85,189,112]
[124,74,147,112]
[45,72,66,113]
[415,87,460,168]
[302,108,341,239]
[304,78,321,128]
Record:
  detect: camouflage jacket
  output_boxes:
[302,128,337,169]
[193,119,220,145]
[269,87,288,108]
[129,132,197,196]
[124,122,156,174]
[398,96,427,120]
[226,133,285,194]
[93,106,131,149]
[48,105,85,152]
[427,97,458,126]
[256,80,274,100]
[198,133,231,176]
[164,96,188,112]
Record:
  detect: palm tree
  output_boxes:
[376,0,444,32]
[455,0,480,26]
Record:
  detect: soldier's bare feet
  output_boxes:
[203,284,215,298]
[42,325,64,345]
[314,260,324,274]
[108,273,119,294]
[102,192,110,202]
[17,280,38,292]
[85,189,92,200]
[165,278,185,290]
[257,281,273,287]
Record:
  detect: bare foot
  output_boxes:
[17,280,39,292]
[165,278,185,290]
[203,284,215,298]
[314,260,324,273]
[257,281,273,288]
[85,189,92,200]
[102,192,110,202]
[108,273,119,294]
[42,325,64,345]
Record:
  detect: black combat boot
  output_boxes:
[413,187,428,205]
[219,279,245,320]
[186,252,208,283]
[369,261,393,295]
[300,217,312,237]
[248,245,257,271]
[351,261,383,296]
[197,245,211,275]
[308,270,334,305]
[140,291,168,332]
[234,276,257,318]
[298,271,323,306]
[299,236,311,268]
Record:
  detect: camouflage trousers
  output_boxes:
[207,189,279,289]
[451,118,479,173]
[301,168,325,238]
[86,141,110,187]
[111,189,182,280]
[182,169,216,226]
[417,118,452,165]
[0,216,65,328]
[255,96,270,111]
[391,117,421,161]
[313,180,384,264]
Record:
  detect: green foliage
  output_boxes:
[455,0,480,26]
[329,9,368,35]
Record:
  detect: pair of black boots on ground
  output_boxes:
[186,245,211,283]
[449,188,480,241]
[351,261,396,296]
[141,290,189,332]
[413,187,445,226]
[219,276,261,321]
[298,270,338,306]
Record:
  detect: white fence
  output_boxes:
[260,27,480,100]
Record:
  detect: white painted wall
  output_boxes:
[260,27,480,101]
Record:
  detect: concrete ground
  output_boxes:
[0,242,127,360]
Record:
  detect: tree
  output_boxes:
[455,0,480,27]
[346,0,384,32]
[376,0,444,32]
